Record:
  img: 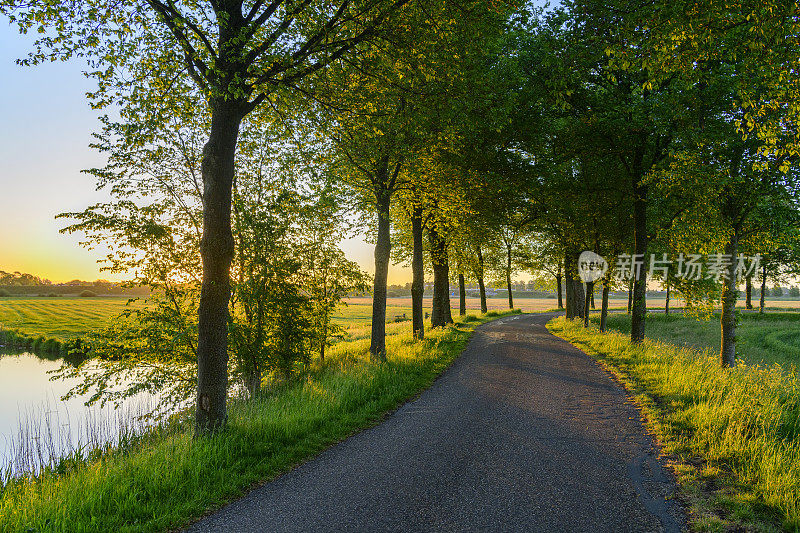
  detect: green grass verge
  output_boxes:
[0,309,520,532]
[547,317,800,532]
[595,312,800,368]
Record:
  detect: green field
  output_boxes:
[0,297,139,341]
[4,295,799,349]
[594,312,800,369]
[0,296,405,339]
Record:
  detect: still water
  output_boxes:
[0,349,151,475]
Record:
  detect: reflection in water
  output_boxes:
[0,349,154,477]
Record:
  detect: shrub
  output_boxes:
[0,289,10,297]
[42,338,62,353]
[79,290,97,297]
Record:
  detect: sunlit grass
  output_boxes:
[0,309,518,532]
[548,317,800,532]
[0,297,141,341]
[331,302,413,325]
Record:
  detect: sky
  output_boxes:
[0,21,413,285]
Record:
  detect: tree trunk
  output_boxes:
[745,275,753,309]
[370,191,391,361]
[630,178,648,343]
[556,273,563,309]
[627,280,633,314]
[430,227,453,327]
[476,246,488,314]
[583,281,593,327]
[458,272,466,316]
[506,243,514,309]
[572,277,586,320]
[245,367,261,400]
[665,283,670,315]
[196,101,243,434]
[565,253,584,320]
[411,207,425,340]
[590,288,595,309]
[720,234,739,367]
[760,263,767,314]
[565,256,574,319]
[320,317,327,363]
[600,280,609,332]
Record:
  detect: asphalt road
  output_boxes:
[186,313,685,533]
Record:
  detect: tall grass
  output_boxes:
[1,399,155,483]
[548,317,800,532]
[0,310,517,532]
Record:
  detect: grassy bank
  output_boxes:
[0,328,87,356]
[548,317,800,532]
[0,310,519,532]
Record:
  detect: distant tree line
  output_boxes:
[0,271,149,296]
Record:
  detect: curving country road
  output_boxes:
[186,313,685,533]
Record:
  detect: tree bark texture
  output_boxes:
[370,190,391,361]
[476,246,488,314]
[458,273,466,316]
[631,177,649,343]
[583,281,593,327]
[745,276,753,309]
[196,100,243,434]
[627,281,633,314]
[556,273,563,309]
[720,235,739,368]
[565,256,574,319]
[430,227,453,327]
[411,207,425,340]
[506,243,514,309]
[572,277,586,320]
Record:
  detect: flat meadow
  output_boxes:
[0,296,141,341]
[3,294,799,344]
